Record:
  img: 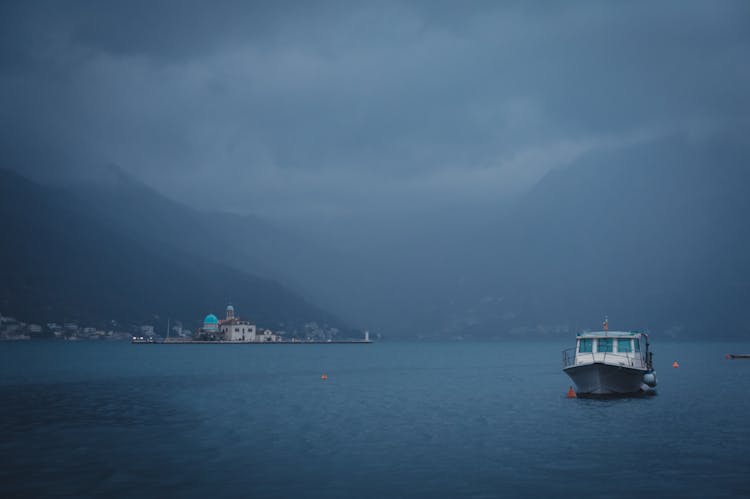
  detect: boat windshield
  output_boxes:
[579,338,593,352]
[617,338,632,352]
[634,338,640,352]
[597,338,613,352]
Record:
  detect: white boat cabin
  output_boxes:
[564,331,652,370]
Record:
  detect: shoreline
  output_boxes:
[132,339,373,345]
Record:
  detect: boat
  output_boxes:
[562,318,657,396]
[727,354,750,359]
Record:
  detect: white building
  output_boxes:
[218,305,280,342]
[258,329,279,342]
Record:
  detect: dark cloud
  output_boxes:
[69,0,317,61]
[1,1,749,221]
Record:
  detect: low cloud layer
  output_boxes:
[2,1,749,223]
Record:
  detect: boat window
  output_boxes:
[617,338,632,352]
[579,339,593,353]
[634,338,640,352]
[597,338,613,353]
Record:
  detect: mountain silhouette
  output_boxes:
[0,169,347,335]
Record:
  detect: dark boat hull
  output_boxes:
[564,362,646,395]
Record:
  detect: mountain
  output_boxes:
[59,165,364,324]
[0,169,348,335]
[52,166,513,338]
[6,134,745,340]
[446,136,750,338]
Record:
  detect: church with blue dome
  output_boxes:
[197,305,280,342]
[202,313,219,332]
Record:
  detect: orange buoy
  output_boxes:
[321,373,328,380]
[672,361,679,368]
[566,386,577,398]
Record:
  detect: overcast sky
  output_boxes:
[2,1,749,225]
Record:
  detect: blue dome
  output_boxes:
[204,314,219,324]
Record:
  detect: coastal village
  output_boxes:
[0,313,133,341]
[1,304,350,342]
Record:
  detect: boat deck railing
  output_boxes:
[562,348,576,369]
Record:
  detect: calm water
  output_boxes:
[1,341,749,498]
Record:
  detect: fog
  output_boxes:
[2,1,749,337]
